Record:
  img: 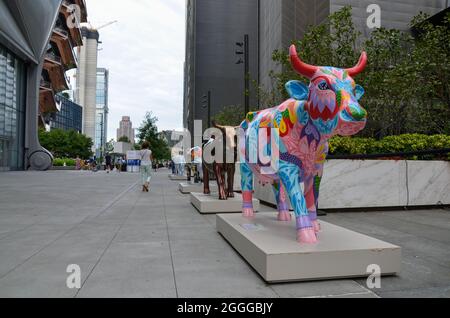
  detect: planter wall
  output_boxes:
[253,160,450,209]
[51,166,76,171]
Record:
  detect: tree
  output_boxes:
[137,112,171,161]
[39,129,93,159]
[118,136,130,143]
[105,139,115,153]
[212,105,253,126]
[257,6,450,137]
[266,6,360,107]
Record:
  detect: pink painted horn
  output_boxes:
[289,45,318,79]
[346,52,368,77]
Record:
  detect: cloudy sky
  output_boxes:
[84,0,185,141]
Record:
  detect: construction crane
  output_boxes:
[80,20,118,31]
[96,20,118,31]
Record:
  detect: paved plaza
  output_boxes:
[0,170,449,298]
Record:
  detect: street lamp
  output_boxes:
[235,34,250,116]
[201,91,211,129]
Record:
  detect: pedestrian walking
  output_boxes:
[116,157,122,173]
[75,156,81,171]
[140,141,153,192]
[105,153,113,173]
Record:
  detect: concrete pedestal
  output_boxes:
[169,174,187,181]
[179,182,218,194]
[190,192,260,214]
[217,213,402,283]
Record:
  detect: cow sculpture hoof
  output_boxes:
[312,220,321,233]
[278,211,292,222]
[297,228,318,244]
[242,208,255,218]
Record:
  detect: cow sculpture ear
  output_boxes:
[285,80,309,100]
[355,85,365,101]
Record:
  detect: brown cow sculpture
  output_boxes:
[203,122,238,200]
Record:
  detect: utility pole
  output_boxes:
[244,34,249,116]
[236,34,250,116]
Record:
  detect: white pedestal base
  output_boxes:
[190,192,260,214]
[169,174,187,181]
[217,213,401,283]
[179,182,217,194]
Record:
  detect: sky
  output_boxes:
[84,0,186,141]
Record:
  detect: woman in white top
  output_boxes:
[140,141,153,192]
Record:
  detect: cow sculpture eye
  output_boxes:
[318,81,330,91]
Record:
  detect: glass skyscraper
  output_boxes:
[51,94,83,133]
[95,68,109,158]
[0,45,26,171]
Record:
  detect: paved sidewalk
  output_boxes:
[0,170,449,298]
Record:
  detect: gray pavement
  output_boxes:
[0,169,449,298]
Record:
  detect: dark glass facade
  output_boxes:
[0,45,26,171]
[51,95,83,133]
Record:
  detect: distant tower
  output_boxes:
[117,116,135,144]
[76,24,100,152]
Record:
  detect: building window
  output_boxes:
[51,95,82,133]
[0,45,26,170]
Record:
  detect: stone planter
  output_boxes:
[253,160,450,209]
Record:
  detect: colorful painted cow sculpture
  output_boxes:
[239,45,368,244]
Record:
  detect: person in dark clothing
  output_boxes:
[105,153,113,173]
[170,160,176,175]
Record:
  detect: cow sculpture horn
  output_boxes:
[289,45,318,78]
[346,52,368,77]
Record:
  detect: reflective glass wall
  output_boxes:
[95,68,108,158]
[0,45,26,171]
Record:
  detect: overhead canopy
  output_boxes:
[0,0,62,63]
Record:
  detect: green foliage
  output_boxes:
[259,6,450,137]
[267,6,360,105]
[105,139,115,153]
[53,158,76,167]
[212,105,254,126]
[118,136,130,143]
[329,134,450,160]
[136,112,171,161]
[39,129,93,159]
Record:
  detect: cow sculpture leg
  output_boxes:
[278,161,317,244]
[272,181,291,221]
[214,163,228,200]
[186,164,192,182]
[304,177,321,233]
[240,162,255,218]
[203,163,210,195]
[226,164,235,198]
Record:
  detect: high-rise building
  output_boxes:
[50,94,83,133]
[117,116,135,144]
[75,25,100,153]
[183,0,259,137]
[258,0,448,92]
[95,68,109,158]
[0,0,87,171]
